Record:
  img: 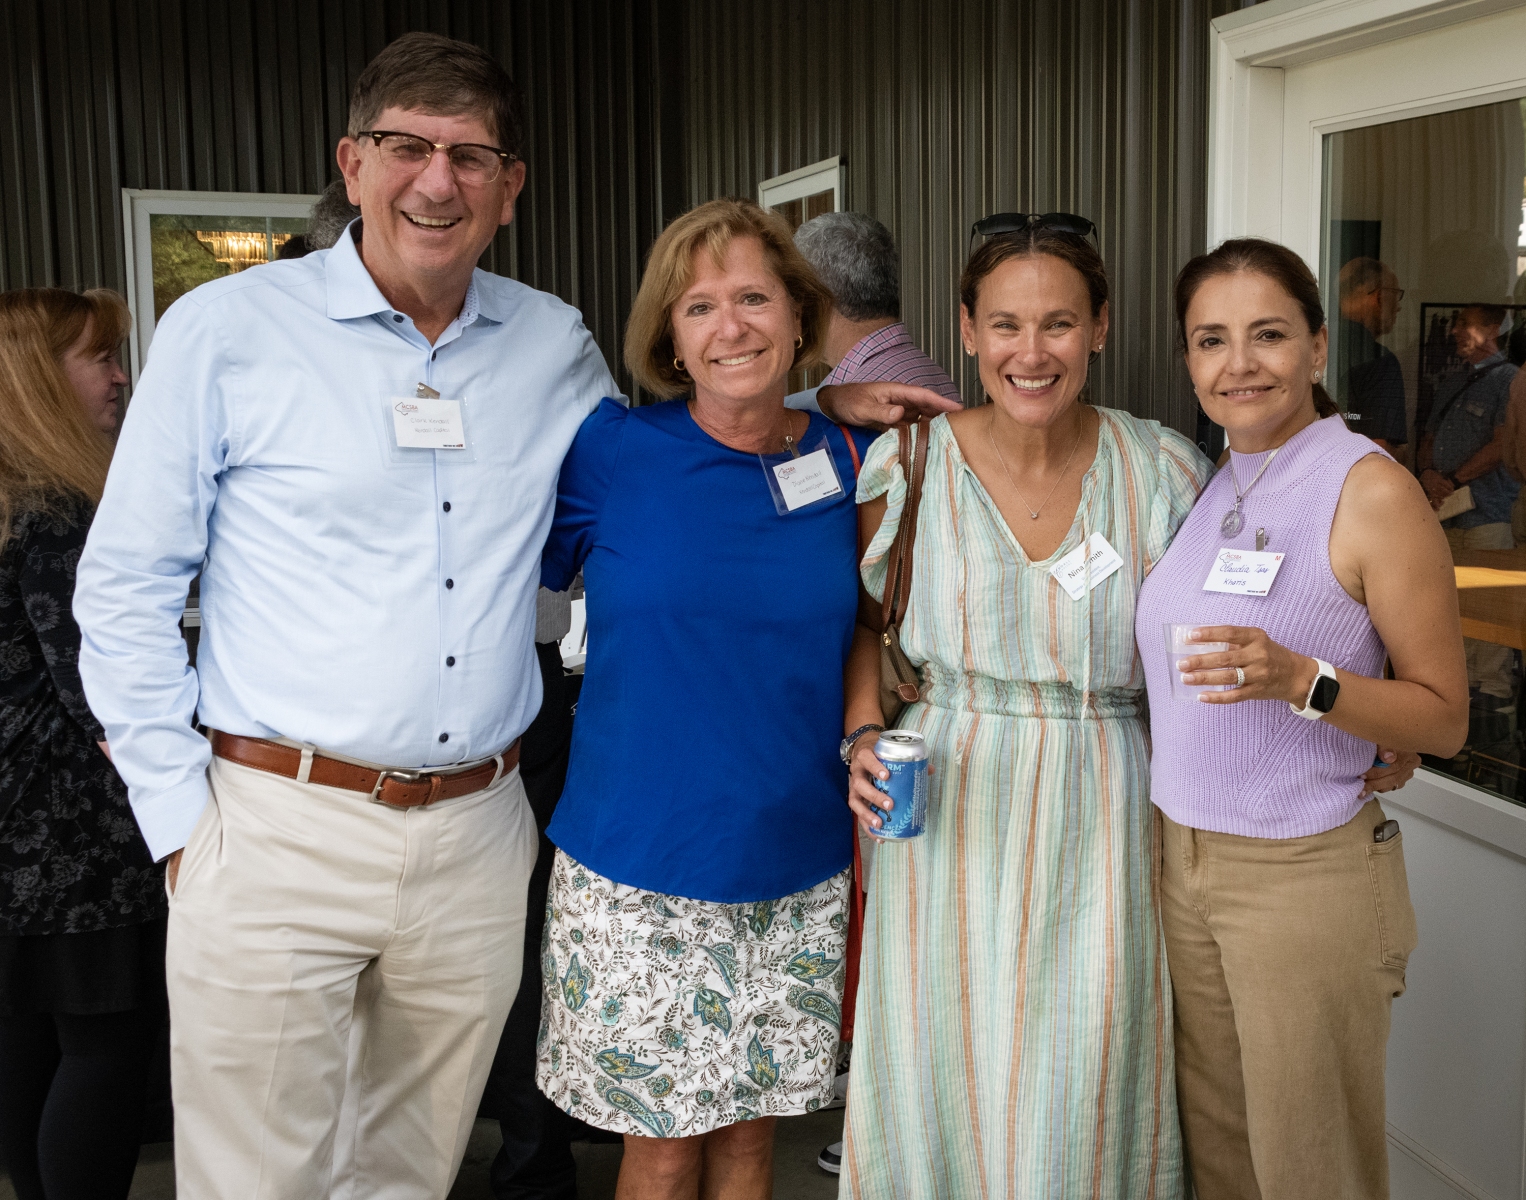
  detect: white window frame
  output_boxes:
[121,188,320,382]
[1206,0,1526,263]
[757,155,845,213]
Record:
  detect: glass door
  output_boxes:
[1320,99,1526,805]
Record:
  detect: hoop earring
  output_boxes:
[795,335,803,349]
[673,357,684,372]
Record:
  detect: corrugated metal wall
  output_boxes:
[682,0,1242,434]
[0,0,684,397]
[2,0,1245,428]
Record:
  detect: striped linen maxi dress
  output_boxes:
[841,409,1210,1199]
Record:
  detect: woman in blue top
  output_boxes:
[535,198,875,1200]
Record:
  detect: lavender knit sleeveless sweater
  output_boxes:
[1135,415,1389,839]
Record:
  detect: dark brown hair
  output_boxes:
[959,228,1109,319]
[347,32,524,157]
[1174,237,1337,418]
[625,198,833,398]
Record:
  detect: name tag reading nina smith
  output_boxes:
[1048,532,1124,601]
[1202,548,1285,596]
[392,397,466,449]
[771,447,843,511]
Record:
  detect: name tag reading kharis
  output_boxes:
[1202,548,1286,596]
[1048,532,1124,600]
[391,397,467,449]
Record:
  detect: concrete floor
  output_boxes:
[0,1110,845,1199]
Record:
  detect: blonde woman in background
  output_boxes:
[0,288,166,1200]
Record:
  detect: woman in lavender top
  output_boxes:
[1134,239,1468,1199]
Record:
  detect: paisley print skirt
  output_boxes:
[536,849,849,1138]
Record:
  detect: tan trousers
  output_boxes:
[1445,522,1516,699]
[166,755,537,1200]
[1160,801,1416,1200]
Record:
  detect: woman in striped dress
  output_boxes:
[837,220,1211,1198]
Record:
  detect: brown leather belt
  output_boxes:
[209,730,520,809]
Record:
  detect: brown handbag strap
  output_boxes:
[881,417,931,631]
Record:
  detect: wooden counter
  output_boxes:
[1453,548,1526,650]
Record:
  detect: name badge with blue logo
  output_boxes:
[758,433,844,515]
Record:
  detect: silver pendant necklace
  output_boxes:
[987,406,1084,520]
[1221,447,1280,537]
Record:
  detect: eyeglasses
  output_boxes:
[1375,286,1406,301]
[356,130,516,185]
[969,212,1097,251]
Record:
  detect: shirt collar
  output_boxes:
[324,220,501,328]
[843,321,910,364]
[1470,351,1507,374]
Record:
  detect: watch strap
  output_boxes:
[1289,658,1337,719]
[841,724,884,764]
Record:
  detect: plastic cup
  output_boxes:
[1164,623,1233,702]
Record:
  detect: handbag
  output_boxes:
[878,417,931,727]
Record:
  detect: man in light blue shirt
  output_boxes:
[74,33,617,1198]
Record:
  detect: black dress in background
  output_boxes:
[0,495,167,1200]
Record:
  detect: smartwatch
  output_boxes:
[840,724,884,764]
[1290,658,1340,720]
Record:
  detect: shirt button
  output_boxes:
[442,501,451,512]
[432,351,437,360]
[439,733,449,743]
[392,314,404,323]
[446,656,456,666]
[445,578,454,589]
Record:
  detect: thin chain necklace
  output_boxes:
[986,405,1084,520]
[689,401,803,455]
[1220,447,1280,536]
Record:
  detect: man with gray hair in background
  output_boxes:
[788,211,961,422]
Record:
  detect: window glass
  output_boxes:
[149,213,309,321]
[1322,98,1526,803]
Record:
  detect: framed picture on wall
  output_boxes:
[121,189,321,381]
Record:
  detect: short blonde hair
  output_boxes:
[625,198,833,398]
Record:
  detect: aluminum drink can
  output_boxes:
[871,731,928,839]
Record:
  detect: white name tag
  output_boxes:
[1049,532,1124,601]
[391,397,466,449]
[771,447,843,511]
[1203,547,1286,596]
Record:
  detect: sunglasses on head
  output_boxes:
[969,212,1097,251]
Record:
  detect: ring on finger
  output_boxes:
[1234,666,1246,688]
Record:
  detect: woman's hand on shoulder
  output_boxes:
[820,382,960,431]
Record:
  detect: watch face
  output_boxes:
[1310,673,1340,714]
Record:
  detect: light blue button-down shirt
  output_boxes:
[76,226,619,860]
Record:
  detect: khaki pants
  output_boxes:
[1160,801,1416,1200]
[1445,522,1516,699]
[167,755,537,1200]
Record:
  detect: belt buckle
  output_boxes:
[369,768,423,806]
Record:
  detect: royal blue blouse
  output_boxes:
[542,398,871,903]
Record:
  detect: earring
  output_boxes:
[673,357,684,371]
[795,335,803,349]
[1313,370,1322,383]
